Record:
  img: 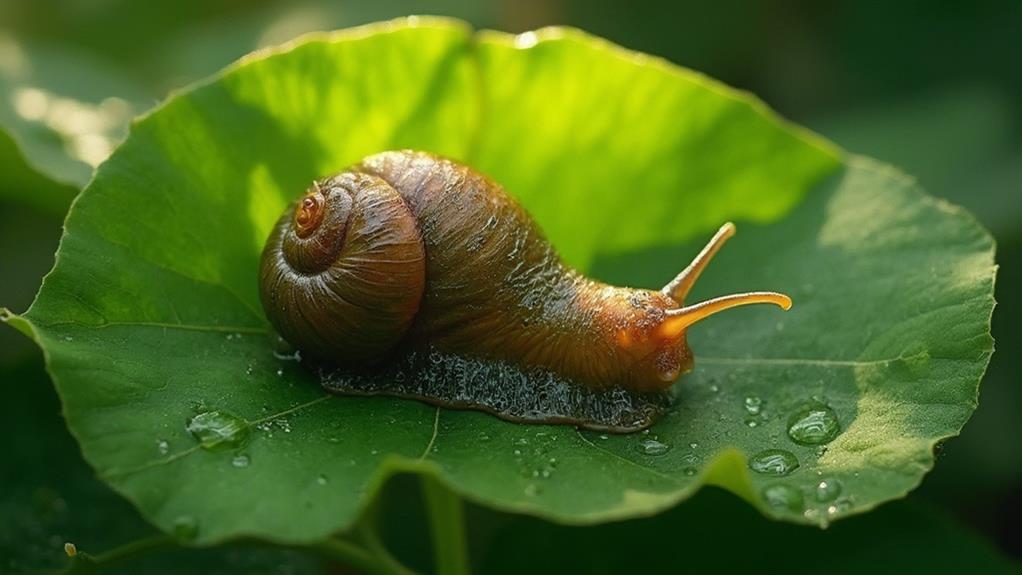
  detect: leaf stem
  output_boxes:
[421,476,471,575]
[91,535,178,565]
[57,535,178,574]
[57,531,416,575]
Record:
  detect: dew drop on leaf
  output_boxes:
[186,410,250,451]
[786,404,840,445]
[762,484,804,512]
[749,449,800,476]
[814,479,842,503]
[156,439,169,455]
[231,454,250,468]
[317,475,328,486]
[636,438,672,456]
[744,396,762,415]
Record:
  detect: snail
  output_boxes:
[260,151,791,431]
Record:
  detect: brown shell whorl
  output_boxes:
[259,171,426,365]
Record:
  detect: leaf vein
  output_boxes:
[574,430,683,485]
[419,407,441,460]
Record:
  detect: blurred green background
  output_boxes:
[1,1,1019,572]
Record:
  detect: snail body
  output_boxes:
[260,151,790,429]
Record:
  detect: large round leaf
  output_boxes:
[2,18,995,544]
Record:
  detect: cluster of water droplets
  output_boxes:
[508,430,565,497]
[688,364,854,523]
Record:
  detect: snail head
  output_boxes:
[613,223,792,391]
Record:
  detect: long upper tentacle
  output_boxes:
[662,222,736,303]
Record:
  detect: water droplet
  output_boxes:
[317,475,328,486]
[513,449,522,456]
[709,384,720,393]
[275,368,284,377]
[478,432,491,442]
[636,438,672,456]
[524,483,541,496]
[749,449,800,476]
[688,442,698,449]
[231,454,250,468]
[156,439,169,455]
[513,438,529,446]
[745,418,759,428]
[63,335,73,342]
[186,410,250,451]
[370,449,379,455]
[762,484,804,513]
[683,467,697,476]
[598,435,609,440]
[787,405,840,445]
[172,516,198,541]
[814,479,842,502]
[744,396,762,415]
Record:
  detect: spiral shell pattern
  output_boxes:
[259,171,425,364]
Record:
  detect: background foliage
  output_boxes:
[1,1,1019,572]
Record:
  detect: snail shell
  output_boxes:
[260,151,790,429]
[260,171,425,363]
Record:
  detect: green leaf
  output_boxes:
[0,35,153,210]
[6,18,995,545]
[0,358,326,574]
